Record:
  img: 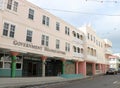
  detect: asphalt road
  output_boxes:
[23,74,120,88]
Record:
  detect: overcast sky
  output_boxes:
[27,0,120,53]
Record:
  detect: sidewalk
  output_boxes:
[0,77,86,88]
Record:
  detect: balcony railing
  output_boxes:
[86,55,97,62]
[73,53,84,58]
[73,38,84,44]
[105,48,112,55]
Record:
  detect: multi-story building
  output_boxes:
[0,0,112,78]
[109,54,120,70]
[79,25,112,75]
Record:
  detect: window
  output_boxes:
[13,1,18,12]
[91,35,92,41]
[81,48,84,54]
[4,62,11,68]
[80,35,83,40]
[7,0,18,12]
[7,0,12,10]
[77,33,80,39]
[72,31,76,37]
[3,22,9,36]
[41,35,49,46]
[3,22,16,38]
[94,36,95,43]
[9,24,15,38]
[56,22,60,31]
[56,39,60,49]
[65,26,70,35]
[28,8,34,20]
[0,62,3,68]
[42,15,49,26]
[73,46,76,52]
[77,47,80,53]
[87,33,89,39]
[65,42,70,52]
[16,63,21,69]
[26,30,33,42]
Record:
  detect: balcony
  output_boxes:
[73,38,84,44]
[86,55,97,62]
[105,48,112,55]
[73,53,84,58]
[104,39,112,47]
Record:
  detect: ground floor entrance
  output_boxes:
[22,58,42,77]
[45,58,62,76]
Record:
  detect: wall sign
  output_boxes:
[13,40,42,50]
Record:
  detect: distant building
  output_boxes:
[0,0,112,77]
[109,54,120,70]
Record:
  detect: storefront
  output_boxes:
[22,56,42,77]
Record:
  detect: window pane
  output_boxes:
[46,36,49,46]
[46,17,49,26]
[28,9,34,20]
[26,30,32,42]
[4,62,11,68]
[56,22,60,31]
[7,0,12,10]
[3,23,9,36]
[0,62,3,68]
[9,25,15,38]
[13,1,18,12]
[16,63,21,69]
[42,15,46,24]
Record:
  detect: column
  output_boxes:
[99,64,102,73]
[61,58,66,74]
[83,61,86,76]
[10,51,19,78]
[92,63,96,75]
[41,56,47,77]
[75,61,79,74]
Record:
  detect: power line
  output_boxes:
[85,0,120,3]
[43,8,120,16]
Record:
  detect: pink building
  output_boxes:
[0,0,112,78]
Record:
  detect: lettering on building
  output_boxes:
[44,47,66,55]
[13,40,42,50]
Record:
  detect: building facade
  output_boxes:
[0,0,112,77]
[109,54,120,70]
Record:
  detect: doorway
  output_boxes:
[23,59,42,77]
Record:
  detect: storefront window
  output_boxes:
[4,62,11,68]
[16,63,21,69]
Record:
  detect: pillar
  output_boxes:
[10,51,19,78]
[75,61,79,74]
[99,64,102,73]
[61,58,66,74]
[83,61,86,76]
[92,63,96,75]
[41,56,47,77]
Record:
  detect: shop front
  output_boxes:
[22,57,42,77]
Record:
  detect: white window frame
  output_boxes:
[7,0,18,12]
[26,30,33,42]
[28,8,34,20]
[3,22,16,38]
[56,39,60,49]
[41,34,49,47]
[42,15,49,26]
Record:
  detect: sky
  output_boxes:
[27,0,120,53]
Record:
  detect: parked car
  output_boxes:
[117,68,120,73]
[106,68,118,75]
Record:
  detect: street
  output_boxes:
[24,74,120,88]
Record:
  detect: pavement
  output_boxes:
[0,76,87,88]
